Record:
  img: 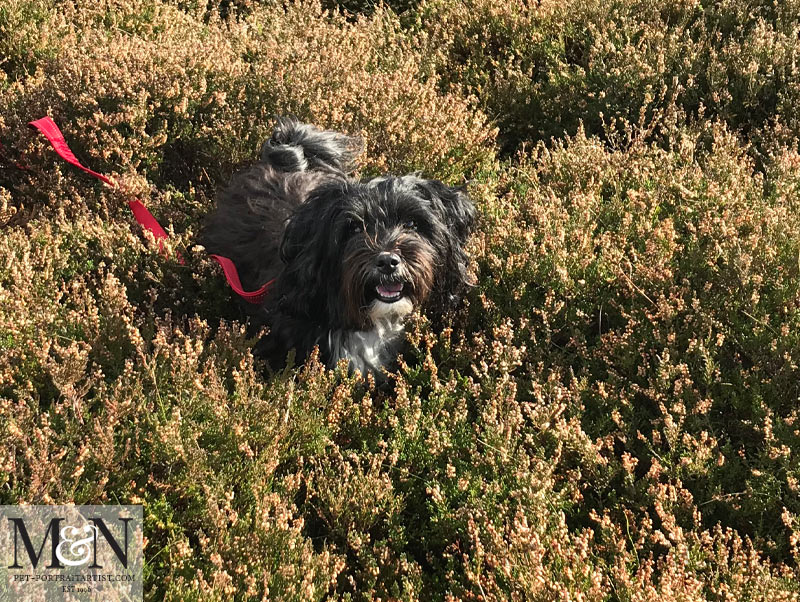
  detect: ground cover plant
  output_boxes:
[2,0,800,599]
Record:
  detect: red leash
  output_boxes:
[29,118,115,186]
[24,117,273,305]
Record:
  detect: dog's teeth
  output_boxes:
[376,283,403,299]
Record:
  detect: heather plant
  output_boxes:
[1,0,494,203]
[3,0,800,600]
[415,0,800,157]
[470,119,800,584]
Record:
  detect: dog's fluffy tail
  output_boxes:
[260,117,363,174]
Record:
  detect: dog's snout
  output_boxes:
[376,252,401,274]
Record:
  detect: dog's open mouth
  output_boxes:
[375,282,404,303]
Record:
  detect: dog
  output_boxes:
[202,118,475,376]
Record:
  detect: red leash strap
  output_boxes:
[29,117,115,186]
[210,255,271,304]
[27,116,274,304]
[128,199,171,242]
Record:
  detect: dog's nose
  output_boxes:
[376,252,401,274]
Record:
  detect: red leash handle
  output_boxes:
[26,116,274,304]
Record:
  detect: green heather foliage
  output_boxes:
[418,0,800,155]
[2,0,800,600]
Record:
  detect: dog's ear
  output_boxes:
[276,205,326,319]
[279,211,307,264]
[413,178,476,312]
[414,179,476,245]
[279,185,340,265]
[277,187,346,320]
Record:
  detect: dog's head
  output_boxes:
[278,175,475,330]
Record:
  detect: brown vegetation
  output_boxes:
[2,0,800,599]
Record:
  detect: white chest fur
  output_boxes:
[327,297,413,375]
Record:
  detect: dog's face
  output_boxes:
[279,175,475,330]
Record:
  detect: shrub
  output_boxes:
[2,0,800,599]
[471,119,800,588]
[1,0,495,206]
[417,0,800,157]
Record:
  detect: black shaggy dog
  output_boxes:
[203,118,475,376]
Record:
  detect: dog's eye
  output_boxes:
[349,221,363,235]
[403,220,417,231]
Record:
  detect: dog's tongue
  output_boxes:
[376,282,403,297]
